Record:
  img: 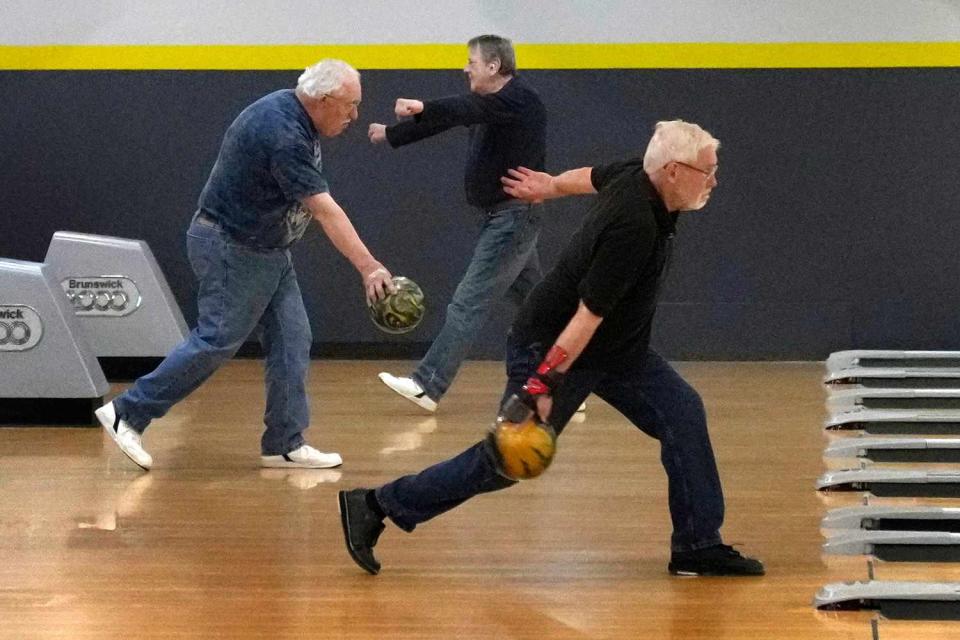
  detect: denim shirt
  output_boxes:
[197,89,329,249]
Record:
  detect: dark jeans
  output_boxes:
[113,214,312,456]
[376,338,725,552]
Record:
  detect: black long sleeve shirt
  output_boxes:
[511,159,678,372]
[385,75,547,209]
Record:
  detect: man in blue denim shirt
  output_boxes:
[96,59,394,471]
[368,34,546,413]
[339,121,764,578]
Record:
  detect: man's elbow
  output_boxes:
[577,301,604,325]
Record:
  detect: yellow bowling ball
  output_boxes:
[487,417,557,480]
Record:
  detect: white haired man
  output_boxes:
[97,59,394,471]
[339,120,765,577]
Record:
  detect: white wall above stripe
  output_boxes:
[3,0,959,45]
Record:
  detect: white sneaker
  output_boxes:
[96,401,153,470]
[261,444,342,469]
[576,401,587,413]
[378,372,438,412]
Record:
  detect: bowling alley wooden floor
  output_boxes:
[2,360,960,639]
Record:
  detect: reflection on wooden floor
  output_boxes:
[1,360,958,639]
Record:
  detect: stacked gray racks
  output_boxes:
[1,232,187,425]
[815,350,960,620]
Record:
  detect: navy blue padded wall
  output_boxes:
[2,68,958,359]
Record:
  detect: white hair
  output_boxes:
[296,59,359,98]
[643,120,719,173]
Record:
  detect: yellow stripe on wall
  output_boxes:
[1,42,959,70]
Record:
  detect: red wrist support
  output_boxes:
[523,345,569,397]
[536,345,568,376]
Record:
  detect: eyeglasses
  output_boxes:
[323,93,361,110]
[671,161,717,179]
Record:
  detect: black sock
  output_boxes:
[365,490,386,520]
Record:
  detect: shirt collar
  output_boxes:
[289,89,319,138]
[639,171,677,235]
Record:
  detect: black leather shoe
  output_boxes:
[338,489,385,575]
[668,544,765,576]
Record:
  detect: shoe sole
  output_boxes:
[669,569,701,577]
[95,404,151,471]
[337,492,380,576]
[260,458,343,469]
[668,567,765,577]
[377,374,437,413]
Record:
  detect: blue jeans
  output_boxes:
[411,204,541,401]
[377,337,726,552]
[113,215,312,456]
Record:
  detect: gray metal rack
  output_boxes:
[822,506,960,533]
[827,351,960,373]
[827,388,960,412]
[814,581,960,619]
[825,366,960,388]
[816,469,960,497]
[824,437,960,463]
[823,530,960,561]
[824,409,960,435]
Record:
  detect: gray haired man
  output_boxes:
[369,35,547,413]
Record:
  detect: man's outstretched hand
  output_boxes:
[501,166,553,203]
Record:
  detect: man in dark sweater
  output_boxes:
[368,34,547,413]
[340,120,765,578]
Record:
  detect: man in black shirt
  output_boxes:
[368,34,547,413]
[340,120,764,578]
